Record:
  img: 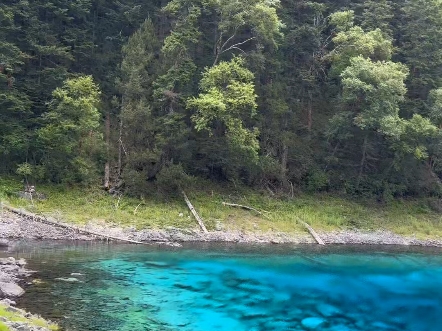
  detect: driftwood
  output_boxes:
[182,191,208,233]
[298,219,325,245]
[222,202,263,215]
[0,203,176,246]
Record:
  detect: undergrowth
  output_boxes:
[1,176,442,239]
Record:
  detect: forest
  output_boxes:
[2,0,442,201]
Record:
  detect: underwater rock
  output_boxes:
[241,309,268,320]
[144,261,170,268]
[173,283,203,292]
[326,324,353,331]
[263,320,296,330]
[301,317,326,329]
[371,321,394,329]
[317,303,342,317]
[55,277,81,282]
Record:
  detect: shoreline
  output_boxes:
[0,255,58,331]
[1,209,442,248]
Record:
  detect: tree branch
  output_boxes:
[220,37,255,55]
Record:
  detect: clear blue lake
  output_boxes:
[8,242,442,331]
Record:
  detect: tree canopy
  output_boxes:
[2,0,442,199]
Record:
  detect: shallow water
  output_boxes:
[9,242,442,331]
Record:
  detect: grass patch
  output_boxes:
[1,176,442,239]
[0,304,58,330]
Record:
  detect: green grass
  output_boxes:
[1,176,442,239]
[0,304,58,331]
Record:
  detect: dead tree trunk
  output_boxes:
[298,219,325,245]
[182,191,208,233]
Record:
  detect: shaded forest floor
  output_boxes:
[1,177,442,240]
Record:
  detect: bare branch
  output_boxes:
[220,37,255,54]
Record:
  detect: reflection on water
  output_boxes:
[8,242,442,331]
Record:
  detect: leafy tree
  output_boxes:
[328,11,393,75]
[428,88,442,128]
[187,57,259,163]
[38,76,103,183]
[328,55,408,189]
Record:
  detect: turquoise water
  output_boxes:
[11,242,442,331]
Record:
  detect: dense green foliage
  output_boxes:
[2,0,442,200]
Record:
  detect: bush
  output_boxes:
[156,164,195,196]
[305,169,329,193]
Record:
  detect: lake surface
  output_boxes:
[8,242,442,331]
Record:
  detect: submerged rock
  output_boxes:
[70,272,84,276]
[301,317,326,329]
[327,325,353,331]
[0,282,25,297]
[317,303,342,317]
[55,277,81,282]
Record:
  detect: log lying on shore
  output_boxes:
[1,203,178,246]
[298,219,325,245]
[221,202,263,215]
[182,191,208,233]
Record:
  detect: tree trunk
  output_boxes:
[281,142,288,185]
[117,116,123,178]
[104,111,110,189]
[356,135,368,188]
[307,91,313,131]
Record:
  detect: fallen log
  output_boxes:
[1,203,179,246]
[182,191,208,233]
[221,202,263,215]
[298,219,325,245]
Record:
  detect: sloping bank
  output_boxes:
[1,209,442,247]
[0,256,58,331]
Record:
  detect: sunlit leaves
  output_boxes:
[340,56,408,130]
[187,57,259,160]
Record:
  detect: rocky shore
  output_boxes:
[0,256,58,331]
[1,209,442,247]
